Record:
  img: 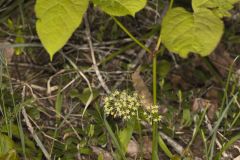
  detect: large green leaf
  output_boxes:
[192,0,240,17]
[161,7,224,58]
[92,0,147,16]
[35,0,89,60]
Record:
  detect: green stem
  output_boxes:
[169,0,174,9]
[152,35,172,159]
[152,47,158,160]
[99,26,159,65]
[187,108,208,148]
[111,16,151,54]
[137,111,144,160]
[151,30,162,160]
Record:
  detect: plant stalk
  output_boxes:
[152,53,159,160]
[111,16,151,54]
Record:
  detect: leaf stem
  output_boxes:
[169,0,174,9]
[152,53,159,160]
[152,34,172,159]
[111,16,152,54]
[151,32,162,160]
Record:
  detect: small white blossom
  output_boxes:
[103,90,141,120]
[144,105,161,125]
[103,90,162,124]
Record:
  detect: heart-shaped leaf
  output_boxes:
[92,0,147,16]
[161,7,224,58]
[192,0,240,18]
[35,0,89,60]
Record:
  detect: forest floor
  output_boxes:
[1,1,240,160]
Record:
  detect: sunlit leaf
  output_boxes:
[192,0,240,18]
[161,7,224,57]
[92,0,147,16]
[35,0,89,60]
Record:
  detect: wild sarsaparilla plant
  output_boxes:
[34,0,240,159]
[103,90,161,159]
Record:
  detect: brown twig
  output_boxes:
[84,14,110,94]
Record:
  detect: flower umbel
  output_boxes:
[103,90,140,120]
[143,105,161,124]
[103,90,161,124]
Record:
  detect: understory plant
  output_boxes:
[103,90,161,159]
[33,0,240,159]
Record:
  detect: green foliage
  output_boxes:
[117,120,135,152]
[161,0,239,58]
[6,19,25,55]
[0,133,14,157]
[103,118,127,160]
[70,88,99,105]
[0,149,19,160]
[92,0,146,16]
[35,0,239,59]
[55,92,63,120]
[35,0,146,60]
[0,133,19,160]
[1,125,36,151]
[35,0,89,60]
[192,0,240,18]
[157,60,171,78]
[98,154,104,160]
[114,120,135,159]
[78,88,99,105]
[161,7,223,58]
[181,108,192,127]
[215,133,240,160]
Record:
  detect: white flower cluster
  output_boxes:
[143,105,161,124]
[103,90,140,120]
[103,90,161,123]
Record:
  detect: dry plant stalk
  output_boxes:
[131,67,153,110]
